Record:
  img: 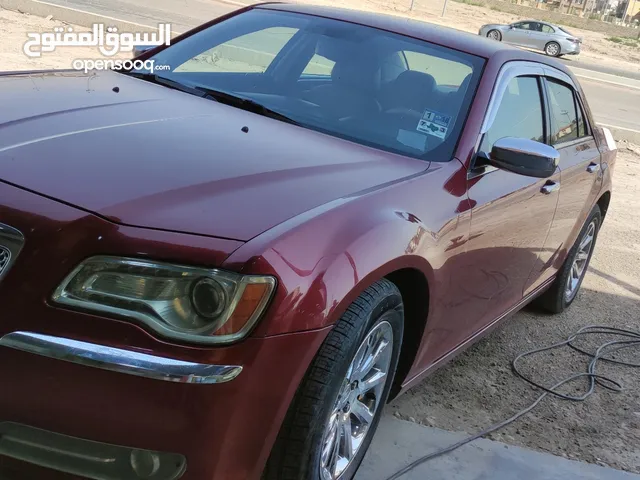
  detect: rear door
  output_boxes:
[530,23,555,51]
[524,72,603,294]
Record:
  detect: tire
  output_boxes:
[264,279,404,480]
[487,29,502,41]
[535,205,602,314]
[545,41,561,57]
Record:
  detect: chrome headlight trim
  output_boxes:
[52,256,276,345]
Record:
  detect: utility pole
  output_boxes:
[410,0,415,10]
[442,0,449,16]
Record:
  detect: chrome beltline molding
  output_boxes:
[0,331,242,384]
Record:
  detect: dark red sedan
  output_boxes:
[0,3,616,480]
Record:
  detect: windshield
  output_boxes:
[134,9,484,162]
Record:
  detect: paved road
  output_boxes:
[562,58,640,81]
[577,72,640,134]
[40,0,236,32]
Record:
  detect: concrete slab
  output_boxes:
[357,415,640,480]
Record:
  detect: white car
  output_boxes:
[479,20,582,57]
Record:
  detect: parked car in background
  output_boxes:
[479,20,582,56]
[0,3,615,480]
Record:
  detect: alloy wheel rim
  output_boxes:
[547,43,559,55]
[565,221,596,302]
[319,321,394,480]
[489,31,500,40]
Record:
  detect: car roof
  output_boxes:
[257,3,570,73]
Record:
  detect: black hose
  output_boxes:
[384,325,640,480]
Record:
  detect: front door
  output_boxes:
[526,77,603,293]
[506,22,534,47]
[456,75,559,343]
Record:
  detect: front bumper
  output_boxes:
[0,327,330,480]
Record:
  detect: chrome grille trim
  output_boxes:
[0,223,24,282]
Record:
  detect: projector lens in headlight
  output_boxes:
[191,277,226,319]
[52,256,276,345]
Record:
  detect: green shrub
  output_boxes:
[453,0,486,5]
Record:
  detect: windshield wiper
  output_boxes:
[122,72,300,127]
[123,72,210,99]
[193,86,301,126]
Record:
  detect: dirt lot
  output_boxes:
[0,8,127,71]
[1,4,639,475]
[392,146,640,473]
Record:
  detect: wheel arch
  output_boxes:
[385,267,430,398]
[597,190,611,220]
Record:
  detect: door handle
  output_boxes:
[587,162,600,174]
[541,181,560,194]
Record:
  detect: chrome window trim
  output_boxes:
[0,331,242,384]
[552,136,595,150]
[480,61,546,136]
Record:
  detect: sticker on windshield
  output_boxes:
[417,110,451,140]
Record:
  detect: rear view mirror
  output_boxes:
[489,137,559,178]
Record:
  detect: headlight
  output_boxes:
[52,256,276,345]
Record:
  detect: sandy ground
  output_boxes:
[1,4,639,475]
[392,146,640,473]
[0,8,127,71]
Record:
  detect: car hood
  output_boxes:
[0,70,428,241]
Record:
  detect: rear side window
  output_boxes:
[479,76,544,154]
[547,79,580,144]
[541,24,555,34]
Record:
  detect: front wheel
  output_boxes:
[487,29,502,41]
[545,41,561,57]
[264,279,404,480]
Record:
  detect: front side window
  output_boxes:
[547,79,579,144]
[301,54,335,77]
[514,22,534,30]
[134,9,485,162]
[479,76,545,155]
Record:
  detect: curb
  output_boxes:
[604,125,640,145]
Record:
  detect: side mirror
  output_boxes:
[509,25,515,29]
[489,137,559,178]
[133,45,155,58]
